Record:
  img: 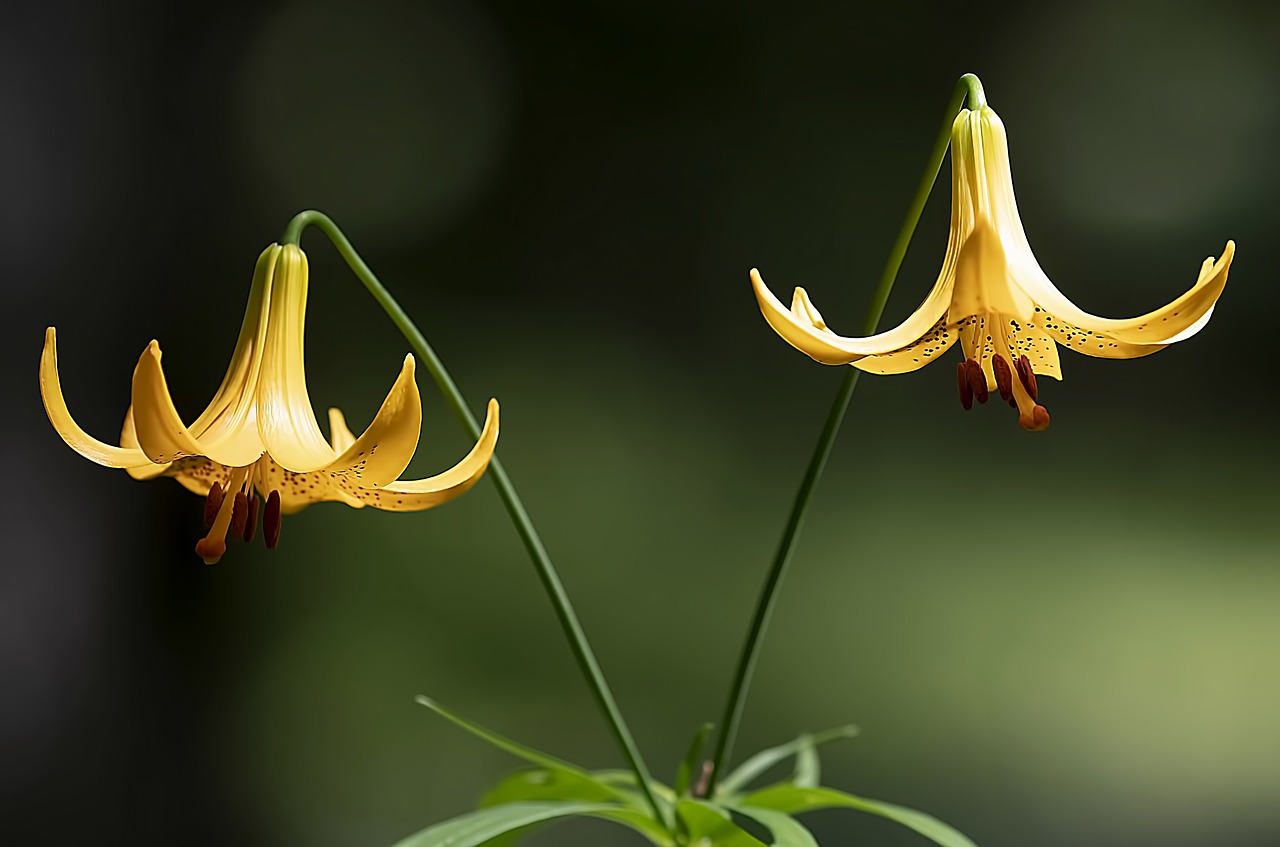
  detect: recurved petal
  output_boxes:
[850,315,961,374]
[323,355,422,488]
[120,407,170,480]
[351,398,499,512]
[255,457,364,513]
[1026,242,1233,345]
[131,341,265,467]
[40,327,155,469]
[328,408,358,453]
[752,268,954,366]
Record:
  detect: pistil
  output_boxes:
[195,466,251,564]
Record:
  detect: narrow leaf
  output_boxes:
[480,768,623,807]
[741,785,979,847]
[728,805,819,847]
[716,725,858,798]
[675,800,767,847]
[675,723,714,797]
[792,735,820,789]
[415,696,582,774]
[389,801,616,847]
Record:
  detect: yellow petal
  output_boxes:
[751,269,954,366]
[328,408,358,453]
[188,245,276,452]
[1007,319,1062,381]
[255,457,364,513]
[256,244,337,472]
[352,398,499,512]
[120,407,170,480]
[168,458,233,497]
[39,327,155,469]
[323,354,422,488]
[851,315,961,375]
[1025,242,1233,344]
[131,340,265,467]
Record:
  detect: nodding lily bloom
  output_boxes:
[41,243,499,564]
[752,103,1234,432]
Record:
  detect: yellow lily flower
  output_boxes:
[752,103,1234,431]
[40,243,499,564]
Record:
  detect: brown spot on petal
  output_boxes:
[203,483,224,530]
[992,355,1013,402]
[264,490,282,550]
[957,361,973,411]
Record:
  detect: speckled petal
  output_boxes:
[322,354,422,488]
[255,457,363,513]
[851,315,962,374]
[1023,243,1233,345]
[352,398,499,512]
[40,327,155,469]
[256,244,337,473]
[752,269,955,366]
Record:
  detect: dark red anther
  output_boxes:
[203,483,224,529]
[231,492,249,539]
[992,354,1013,402]
[242,494,260,543]
[965,359,988,404]
[264,490,282,550]
[1015,356,1039,400]
[957,362,973,411]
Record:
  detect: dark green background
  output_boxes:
[3,1,1278,845]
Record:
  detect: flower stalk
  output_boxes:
[280,211,668,829]
[705,73,985,794]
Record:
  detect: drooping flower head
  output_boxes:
[41,243,499,563]
[752,103,1233,431]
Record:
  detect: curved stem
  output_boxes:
[705,73,977,794]
[281,211,668,828]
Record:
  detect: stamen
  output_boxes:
[264,490,282,550]
[1015,356,1039,400]
[1019,404,1051,432]
[992,355,1013,402]
[203,483,224,529]
[195,466,250,565]
[957,362,973,410]
[231,492,249,539]
[965,359,988,404]
[242,494,260,543]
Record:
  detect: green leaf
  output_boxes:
[476,770,671,846]
[675,723,714,797]
[415,696,582,774]
[715,725,858,798]
[791,735,820,789]
[389,801,618,847]
[727,805,819,847]
[480,768,624,807]
[675,800,767,847]
[741,785,979,847]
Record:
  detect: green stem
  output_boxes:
[705,73,980,794]
[280,211,668,828]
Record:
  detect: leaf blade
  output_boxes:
[741,785,979,847]
[715,725,858,798]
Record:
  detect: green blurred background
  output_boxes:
[3,0,1278,844]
